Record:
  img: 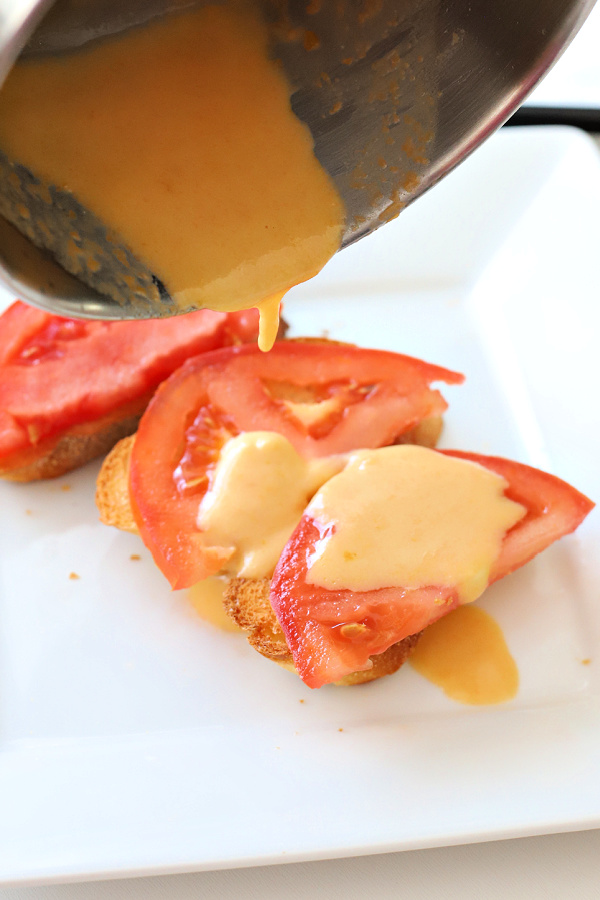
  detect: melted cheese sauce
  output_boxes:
[410,605,519,704]
[197,431,344,578]
[188,577,241,633]
[305,445,526,603]
[0,3,344,348]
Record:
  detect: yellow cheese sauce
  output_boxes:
[410,605,519,705]
[188,577,241,633]
[189,441,522,705]
[0,3,344,348]
[197,431,344,579]
[305,445,526,602]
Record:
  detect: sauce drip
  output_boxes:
[188,577,241,633]
[257,293,285,353]
[410,605,519,705]
[0,3,345,348]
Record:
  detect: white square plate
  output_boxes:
[0,126,598,885]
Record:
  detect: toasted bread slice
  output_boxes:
[0,302,272,483]
[95,434,138,532]
[1,402,145,483]
[96,359,444,684]
[222,577,422,685]
[96,435,423,685]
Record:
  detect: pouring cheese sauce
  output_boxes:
[0,2,345,348]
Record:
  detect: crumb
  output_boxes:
[338,728,344,732]
[61,484,71,492]
[130,553,141,561]
[25,509,33,515]
[581,658,591,666]
[69,572,80,580]
[299,699,305,704]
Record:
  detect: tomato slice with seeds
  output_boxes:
[270,451,594,688]
[129,342,463,589]
[0,300,259,460]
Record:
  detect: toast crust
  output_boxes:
[5,333,434,483]
[95,363,443,685]
[96,439,423,685]
[0,314,284,484]
[223,576,421,685]
[1,399,148,482]
[95,434,138,532]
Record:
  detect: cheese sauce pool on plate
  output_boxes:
[188,577,242,633]
[188,571,520,703]
[0,3,345,348]
[410,605,519,705]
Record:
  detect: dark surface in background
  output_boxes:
[506,106,600,131]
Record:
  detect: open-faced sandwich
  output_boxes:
[96,340,593,688]
[0,300,260,481]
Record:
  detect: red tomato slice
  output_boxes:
[0,301,259,459]
[129,342,463,589]
[270,451,594,688]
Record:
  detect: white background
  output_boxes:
[526,1,600,107]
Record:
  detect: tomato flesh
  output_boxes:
[0,301,259,459]
[270,451,594,688]
[129,342,463,589]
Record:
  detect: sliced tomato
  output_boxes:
[0,301,259,459]
[270,451,594,688]
[129,342,463,589]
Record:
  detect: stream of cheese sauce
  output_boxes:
[410,605,519,704]
[305,445,526,602]
[0,3,345,348]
